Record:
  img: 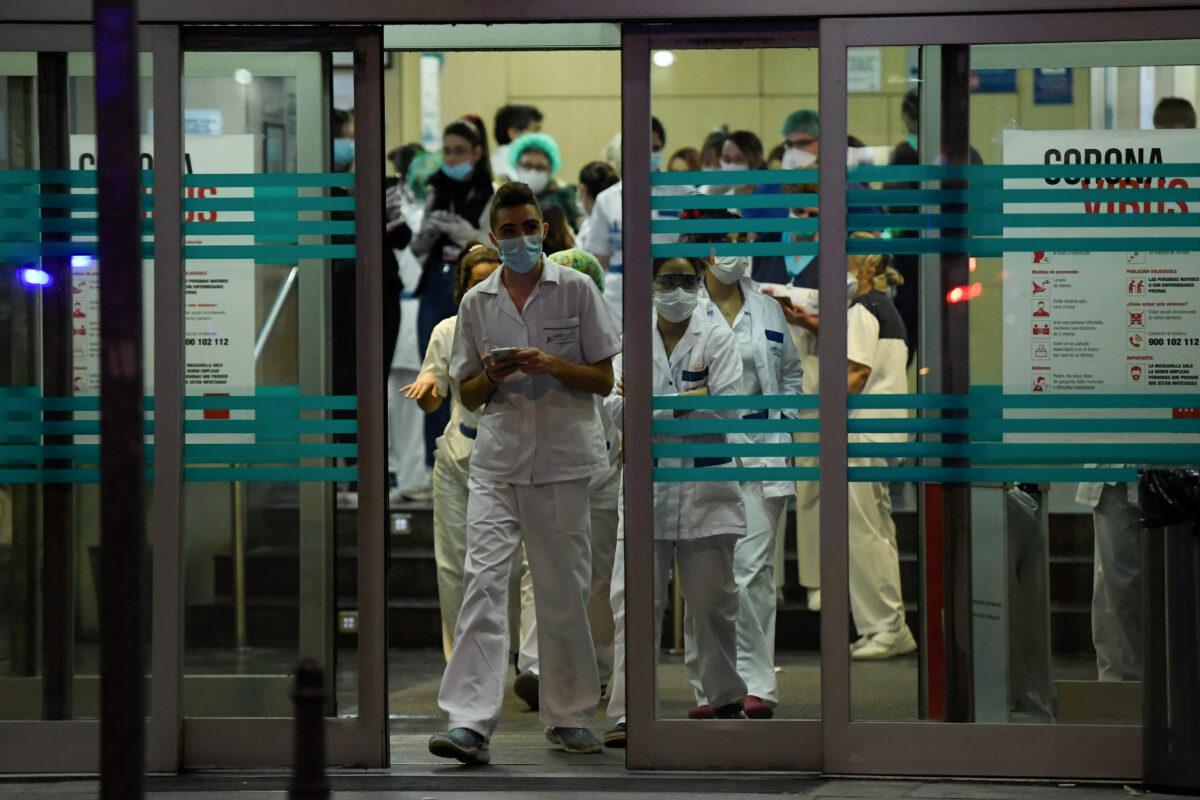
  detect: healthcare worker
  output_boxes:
[1075,480,1142,681]
[508,132,582,229]
[604,255,749,747]
[401,242,502,661]
[429,182,622,765]
[680,212,803,720]
[777,234,917,660]
[513,248,621,711]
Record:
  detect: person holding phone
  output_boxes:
[429,182,622,765]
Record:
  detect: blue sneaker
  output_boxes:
[428,727,490,764]
[545,726,603,754]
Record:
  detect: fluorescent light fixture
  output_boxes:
[71,254,94,270]
[653,50,676,68]
[233,68,253,85]
[18,267,52,288]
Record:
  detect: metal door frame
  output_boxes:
[815,7,1200,779]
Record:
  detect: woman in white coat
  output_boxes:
[401,242,501,660]
[605,255,749,746]
[681,215,803,719]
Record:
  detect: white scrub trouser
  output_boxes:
[684,485,787,705]
[608,535,746,724]
[1091,483,1143,682]
[795,466,906,636]
[518,467,621,685]
[438,476,599,737]
[431,449,469,662]
[386,368,427,492]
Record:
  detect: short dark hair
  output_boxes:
[388,143,424,178]
[494,104,544,145]
[679,209,742,246]
[725,130,766,169]
[489,181,544,231]
[578,160,620,199]
[1153,97,1197,129]
[902,88,920,123]
[652,256,705,276]
[651,115,666,147]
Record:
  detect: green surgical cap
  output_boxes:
[781,109,820,139]
[548,248,605,292]
[406,150,442,201]
[509,132,563,176]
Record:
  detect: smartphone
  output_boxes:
[488,346,521,362]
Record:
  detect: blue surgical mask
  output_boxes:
[650,150,664,172]
[333,138,355,169]
[905,133,918,150]
[440,160,473,181]
[498,234,543,274]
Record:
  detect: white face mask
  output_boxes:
[719,160,749,171]
[709,255,750,285]
[781,148,817,170]
[653,287,699,323]
[514,167,550,195]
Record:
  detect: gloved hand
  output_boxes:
[429,211,478,247]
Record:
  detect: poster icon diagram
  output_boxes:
[1032,278,1051,295]
[1032,375,1049,392]
[1032,323,1051,337]
[1032,299,1051,317]
[1126,252,1146,265]
[1127,278,1146,295]
[1127,311,1145,328]
[1032,343,1050,359]
[1128,364,1144,383]
[1127,333,1144,350]
[1033,251,1051,265]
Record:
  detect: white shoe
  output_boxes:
[806,588,821,613]
[849,635,870,654]
[851,626,918,661]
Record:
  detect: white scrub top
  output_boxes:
[419,315,478,464]
[450,259,623,485]
[846,290,909,444]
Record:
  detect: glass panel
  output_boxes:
[645,45,820,721]
[846,41,1200,724]
[0,50,154,720]
[180,51,351,718]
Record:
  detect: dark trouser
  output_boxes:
[417,262,457,468]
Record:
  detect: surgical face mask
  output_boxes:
[781,148,817,170]
[709,255,750,285]
[652,287,699,323]
[440,160,473,181]
[333,138,355,169]
[497,234,543,274]
[905,133,918,150]
[720,160,749,171]
[650,150,664,172]
[515,167,550,195]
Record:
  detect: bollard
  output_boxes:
[289,659,330,800]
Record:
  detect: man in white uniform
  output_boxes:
[429,182,623,764]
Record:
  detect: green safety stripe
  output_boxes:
[653,442,820,458]
[0,442,358,464]
[651,465,1138,483]
[845,237,1200,255]
[648,441,1190,464]
[183,220,355,235]
[651,193,817,210]
[183,466,357,482]
[653,417,1200,435]
[653,419,820,435]
[852,187,1200,205]
[847,163,1200,181]
[650,169,820,186]
[653,466,821,482]
[183,395,358,410]
[652,241,818,258]
[184,419,356,435]
[651,217,819,235]
[183,244,355,260]
[847,391,1200,409]
[653,394,820,410]
[184,173,354,188]
[0,468,103,484]
[847,212,1200,231]
[183,196,355,211]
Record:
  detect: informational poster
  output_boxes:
[1001,129,1200,444]
[970,68,1017,94]
[846,47,882,93]
[1032,68,1073,105]
[69,134,258,440]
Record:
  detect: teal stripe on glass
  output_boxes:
[652,394,820,410]
[654,416,1200,435]
[650,169,820,187]
[846,442,1191,463]
[651,217,819,235]
[183,220,355,236]
[850,212,1200,231]
[846,390,1200,410]
[651,194,817,210]
[847,163,1200,182]
[856,187,1200,205]
[0,195,105,209]
[183,244,355,261]
[0,218,109,234]
[845,237,1200,256]
[0,242,152,259]
[0,468,100,484]
[0,396,105,412]
[184,394,358,411]
[184,419,356,435]
[184,173,355,188]
[653,419,820,435]
[183,442,357,463]
[652,442,820,458]
[0,169,101,186]
[847,466,1137,483]
[653,466,821,483]
[183,196,355,212]
[183,466,357,483]
[653,241,818,258]
[0,444,101,462]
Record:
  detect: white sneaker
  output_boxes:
[806,588,821,613]
[849,635,870,654]
[851,626,918,661]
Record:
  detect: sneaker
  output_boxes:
[687,704,715,720]
[849,635,871,655]
[806,588,822,612]
[545,726,603,754]
[513,670,540,711]
[851,626,918,661]
[428,727,490,765]
[713,701,747,719]
[741,695,774,719]
[603,722,627,749]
